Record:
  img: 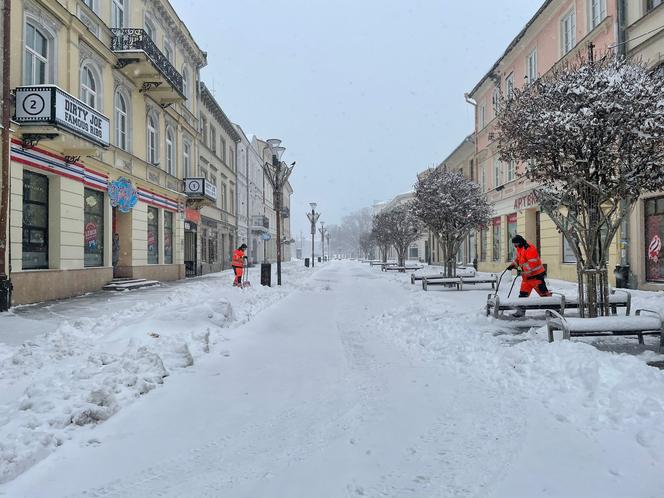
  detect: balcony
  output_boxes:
[251,215,270,233]
[111,29,184,106]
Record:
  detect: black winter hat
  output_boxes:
[239,243,248,250]
[511,235,528,247]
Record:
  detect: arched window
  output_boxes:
[112,0,125,28]
[115,90,128,151]
[147,113,158,164]
[24,22,49,85]
[145,17,156,40]
[81,65,98,109]
[166,127,175,175]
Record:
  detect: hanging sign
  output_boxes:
[108,177,138,212]
[648,234,662,263]
[261,233,272,241]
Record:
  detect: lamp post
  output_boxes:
[326,231,331,260]
[263,139,295,286]
[318,222,326,262]
[306,203,320,267]
[0,0,12,311]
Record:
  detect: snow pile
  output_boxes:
[0,263,316,484]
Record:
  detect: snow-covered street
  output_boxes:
[1,261,664,497]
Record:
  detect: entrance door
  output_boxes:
[184,222,197,277]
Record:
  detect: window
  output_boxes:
[210,126,217,153]
[561,10,576,55]
[147,113,158,164]
[563,235,577,263]
[115,90,128,150]
[589,0,606,29]
[183,141,191,177]
[469,159,474,182]
[492,217,501,262]
[480,227,487,261]
[648,0,663,11]
[22,171,49,269]
[182,67,190,106]
[147,206,159,264]
[527,49,537,83]
[409,246,419,259]
[479,103,486,129]
[164,40,174,64]
[145,18,156,41]
[166,127,175,175]
[229,148,235,171]
[493,157,503,188]
[201,116,208,147]
[645,197,664,281]
[83,0,95,11]
[481,164,486,192]
[112,0,125,28]
[230,188,234,214]
[507,160,516,182]
[221,184,227,211]
[81,65,98,109]
[84,188,105,267]
[164,211,173,264]
[505,73,514,99]
[24,22,49,85]
[492,87,501,116]
[507,214,517,262]
[220,137,226,162]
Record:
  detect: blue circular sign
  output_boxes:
[108,177,138,213]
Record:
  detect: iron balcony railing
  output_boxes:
[111,28,184,95]
[252,215,269,229]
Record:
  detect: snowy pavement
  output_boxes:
[1,261,664,497]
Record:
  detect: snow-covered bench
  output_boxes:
[563,290,631,315]
[422,275,497,291]
[383,265,423,272]
[370,261,396,267]
[410,268,476,284]
[546,309,664,352]
[486,294,566,318]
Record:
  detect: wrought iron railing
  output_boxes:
[111,28,184,95]
[252,215,269,229]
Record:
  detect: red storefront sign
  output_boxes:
[507,213,517,224]
[492,216,501,226]
[185,208,201,224]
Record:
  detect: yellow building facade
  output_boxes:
[8,0,206,304]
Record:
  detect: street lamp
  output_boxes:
[318,221,326,262]
[306,203,320,267]
[326,231,331,260]
[264,139,295,286]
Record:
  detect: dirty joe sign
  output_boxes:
[14,86,110,147]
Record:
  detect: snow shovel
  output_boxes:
[241,259,251,288]
[507,272,521,298]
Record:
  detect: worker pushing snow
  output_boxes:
[232,243,248,287]
[506,235,552,317]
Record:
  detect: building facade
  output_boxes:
[469,0,620,281]
[623,0,664,290]
[9,0,206,304]
[186,82,240,276]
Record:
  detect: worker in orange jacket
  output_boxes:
[232,243,248,287]
[507,235,551,316]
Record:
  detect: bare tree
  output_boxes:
[371,211,392,263]
[413,168,492,276]
[497,54,664,316]
[358,231,374,259]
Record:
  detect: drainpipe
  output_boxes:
[615,0,632,288]
[464,92,479,270]
[0,0,13,311]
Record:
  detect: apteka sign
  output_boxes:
[14,86,110,147]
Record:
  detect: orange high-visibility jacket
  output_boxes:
[513,243,545,278]
[232,249,245,268]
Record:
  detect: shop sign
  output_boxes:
[513,191,537,210]
[648,234,662,263]
[261,233,272,241]
[492,216,501,226]
[507,213,517,224]
[14,86,110,147]
[84,222,98,249]
[185,207,201,223]
[108,177,138,212]
[184,177,217,202]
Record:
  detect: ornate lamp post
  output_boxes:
[306,203,320,267]
[264,139,295,286]
[0,0,12,311]
[318,222,326,262]
[326,231,331,260]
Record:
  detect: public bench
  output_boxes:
[546,309,664,352]
[370,261,396,267]
[382,265,423,272]
[410,268,476,284]
[422,274,497,291]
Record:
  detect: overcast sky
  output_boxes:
[171,0,543,236]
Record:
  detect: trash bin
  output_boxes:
[318,257,322,263]
[305,258,310,267]
[614,264,630,288]
[261,263,272,287]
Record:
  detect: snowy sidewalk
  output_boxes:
[2,261,664,497]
